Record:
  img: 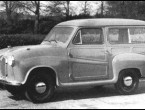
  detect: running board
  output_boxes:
[58,78,117,87]
[58,78,145,87]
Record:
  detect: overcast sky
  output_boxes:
[41,1,100,15]
[71,1,100,15]
[0,1,101,15]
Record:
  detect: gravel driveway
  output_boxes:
[0,81,145,109]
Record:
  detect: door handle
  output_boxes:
[68,52,73,58]
[105,50,109,54]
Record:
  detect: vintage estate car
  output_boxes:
[1,18,145,103]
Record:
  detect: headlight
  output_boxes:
[6,56,15,66]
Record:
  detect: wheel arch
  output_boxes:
[112,53,145,82]
[22,66,59,86]
[119,68,141,78]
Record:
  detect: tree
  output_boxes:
[134,1,145,19]
[95,1,107,17]
[21,1,41,34]
[46,1,73,19]
[106,1,143,18]
[0,1,22,25]
[100,1,104,16]
[79,1,91,15]
[62,1,70,19]
[46,1,64,16]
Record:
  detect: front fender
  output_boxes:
[112,53,145,80]
[13,56,69,85]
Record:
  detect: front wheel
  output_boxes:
[24,73,55,103]
[115,70,139,95]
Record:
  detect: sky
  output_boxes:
[0,1,101,16]
[41,1,100,15]
[70,1,100,15]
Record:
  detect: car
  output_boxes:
[0,18,145,103]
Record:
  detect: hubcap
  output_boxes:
[123,76,133,87]
[35,82,47,94]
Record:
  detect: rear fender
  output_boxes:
[112,53,145,81]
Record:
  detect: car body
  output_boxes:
[0,18,145,103]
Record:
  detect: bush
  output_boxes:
[39,20,58,34]
[0,34,46,49]
[0,19,35,34]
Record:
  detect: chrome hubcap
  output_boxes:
[123,76,133,87]
[35,82,46,94]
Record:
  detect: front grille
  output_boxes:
[0,56,6,77]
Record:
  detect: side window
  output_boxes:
[108,28,129,44]
[129,27,145,44]
[73,31,82,44]
[73,28,103,45]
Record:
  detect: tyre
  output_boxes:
[115,70,139,95]
[24,73,55,103]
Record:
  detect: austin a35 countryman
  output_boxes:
[1,19,145,103]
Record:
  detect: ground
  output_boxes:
[0,81,145,109]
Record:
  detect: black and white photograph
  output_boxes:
[0,1,145,109]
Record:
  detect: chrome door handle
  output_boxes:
[105,50,109,54]
[68,52,73,58]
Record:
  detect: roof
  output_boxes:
[57,18,145,27]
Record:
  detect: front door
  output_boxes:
[68,28,109,81]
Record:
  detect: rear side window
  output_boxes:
[73,28,103,45]
[108,27,145,44]
[129,27,145,43]
[108,28,129,44]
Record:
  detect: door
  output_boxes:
[68,28,109,81]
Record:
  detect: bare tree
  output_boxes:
[95,1,107,17]
[0,1,22,25]
[21,1,41,34]
[100,1,104,16]
[79,1,91,15]
[66,1,70,18]
[46,1,63,16]
[46,1,72,19]
[61,1,70,19]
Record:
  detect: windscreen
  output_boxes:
[44,27,74,44]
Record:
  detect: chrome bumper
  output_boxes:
[0,76,22,86]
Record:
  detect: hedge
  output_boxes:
[0,34,46,49]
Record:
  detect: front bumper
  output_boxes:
[0,76,22,86]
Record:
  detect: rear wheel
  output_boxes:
[24,73,55,103]
[115,70,139,95]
